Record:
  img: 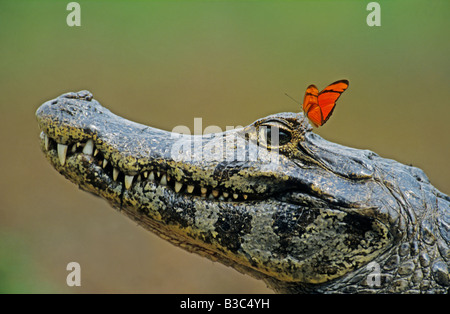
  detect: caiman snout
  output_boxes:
[36,90,301,203]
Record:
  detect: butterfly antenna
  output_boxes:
[284,93,301,105]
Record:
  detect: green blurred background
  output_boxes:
[0,0,448,293]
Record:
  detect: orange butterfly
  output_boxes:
[302,79,349,127]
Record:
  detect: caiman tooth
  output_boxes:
[160,174,167,185]
[102,159,108,168]
[71,144,77,153]
[57,143,68,166]
[149,171,155,181]
[212,190,219,198]
[113,168,119,181]
[94,148,99,157]
[233,193,239,200]
[167,175,171,182]
[143,171,148,178]
[124,175,134,190]
[187,185,194,193]
[243,194,248,200]
[174,181,183,193]
[201,187,207,196]
[157,171,161,178]
[44,134,49,150]
[223,192,229,198]
[82,139,94,155]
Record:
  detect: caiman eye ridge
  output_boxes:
[41,132,257,202]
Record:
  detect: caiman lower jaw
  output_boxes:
[39,131,277,204]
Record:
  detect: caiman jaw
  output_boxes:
[35,91,295,209]
[38,131,264,203]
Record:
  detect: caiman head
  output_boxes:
[36,91,431,293]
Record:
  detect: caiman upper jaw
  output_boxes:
[39,130,284,202]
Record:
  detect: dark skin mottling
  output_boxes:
[36,91,449,293]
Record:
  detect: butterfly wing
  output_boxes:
[316,79,349,125]
[302,84,322,127]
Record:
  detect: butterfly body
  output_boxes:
[302,79,349,127]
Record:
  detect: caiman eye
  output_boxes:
[260,125,292,146]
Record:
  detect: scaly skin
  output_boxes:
[36,91,449,293]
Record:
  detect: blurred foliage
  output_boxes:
[0,232,55,293]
